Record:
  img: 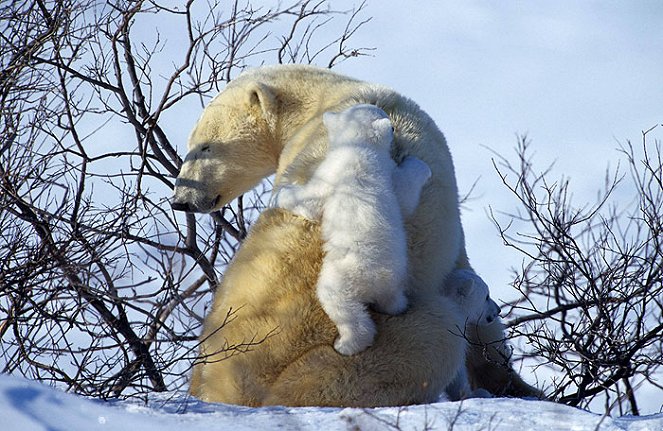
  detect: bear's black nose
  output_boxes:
[171,201,192,212]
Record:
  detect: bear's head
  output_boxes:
[171,81,280,213]
[322,104,394,152]
[446,269,501,326]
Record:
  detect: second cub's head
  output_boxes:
[446,269,501,326]
[172,79,279,213]
[322,104,394,151]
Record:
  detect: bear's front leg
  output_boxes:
[445,365,472,401]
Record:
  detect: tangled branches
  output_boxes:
[0,0,370,399]
[493,128,663,415]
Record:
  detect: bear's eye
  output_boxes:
[485,295,489,301]
[200,145,210,152]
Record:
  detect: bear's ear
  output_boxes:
[247,82,277,120]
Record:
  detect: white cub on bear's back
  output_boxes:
[275,104,432,356]
[443,268,501,400]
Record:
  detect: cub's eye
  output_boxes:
[201,145,210,152]
[485,295,489,301]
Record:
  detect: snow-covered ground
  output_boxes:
[2,374,661,431]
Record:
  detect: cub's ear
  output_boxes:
[247,82,277,119]
[322,111,338,130]
[456,279,474,298]
[372,117,394,137]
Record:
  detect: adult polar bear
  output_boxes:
[171,65,540,406]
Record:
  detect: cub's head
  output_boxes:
[171,80,279,213]
[322,104,394,152]
[445,269,501,326]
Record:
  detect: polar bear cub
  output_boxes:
[275,104,431,355]
[443,268,501,400]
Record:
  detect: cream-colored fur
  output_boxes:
[174,65,542,406]
[190,209,465,406]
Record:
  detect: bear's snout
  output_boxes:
[171,200,194,212]
[171,194,221,213]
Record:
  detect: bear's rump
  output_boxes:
[199,209,464,407]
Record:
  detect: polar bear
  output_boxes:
[172,64,542,406]
[275,104,431,355]
[443,269,501,401]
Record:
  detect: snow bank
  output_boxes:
[2,374,661,431]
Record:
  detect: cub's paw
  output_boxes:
[468,388,494,399]
[272,186,316,220]
[394,156,433,217]
[373,290,408,315]
[401,156,432,187]
[272,185,297,210]
[333,319,376,356]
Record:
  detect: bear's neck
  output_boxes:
[273,82,364,180]
[276,82,361,144]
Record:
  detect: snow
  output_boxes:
[2,374,661,431]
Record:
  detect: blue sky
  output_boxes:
[331,1,663,301]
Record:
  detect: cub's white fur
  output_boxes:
[444,268,501,400]
[275,104,431,355]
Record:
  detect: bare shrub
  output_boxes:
[492,127,663,415]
